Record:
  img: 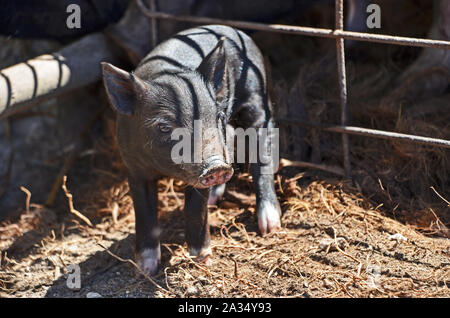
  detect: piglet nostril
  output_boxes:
[199,165,234,187]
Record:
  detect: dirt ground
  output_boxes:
[0,0,449,298]
[1,171,449,298]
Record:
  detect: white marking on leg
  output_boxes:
[257,201,281,236]
[136,246,161,276]
[208,183,226,205]
[189,246,213,265]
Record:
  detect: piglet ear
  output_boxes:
[196,37,230,102]
[101,62,147,116]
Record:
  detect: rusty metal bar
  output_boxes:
[277,119,450,149]
[279,158,345,177]
[148,0,158,48]
[335,0,351,179]
[136,0,450,50]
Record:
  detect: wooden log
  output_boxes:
[0,33,121,118]
[0,1,153,119]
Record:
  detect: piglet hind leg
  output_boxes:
[251,163,282,236]
[237,96,282,235]
[128,177,161,276]
[184,187,213,265]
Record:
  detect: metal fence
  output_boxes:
[137,0,450,179]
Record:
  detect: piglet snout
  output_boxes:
[199,156,233,187]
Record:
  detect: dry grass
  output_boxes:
[1,170,448,298]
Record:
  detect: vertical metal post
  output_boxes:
[336,0,352,179]
[149,0,158,48]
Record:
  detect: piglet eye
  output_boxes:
[158,123,171,133]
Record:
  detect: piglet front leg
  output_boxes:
[184,187,212,264]
[129,177,161,276]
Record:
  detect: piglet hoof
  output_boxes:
[189,246,212,266]
[136,248,161,277]
[197,254,212,266]
[257,200,281,236]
